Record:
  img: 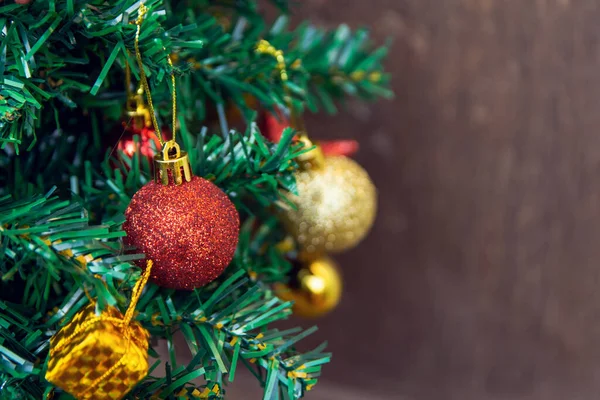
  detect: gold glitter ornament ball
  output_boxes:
[123,176,239,290]
[282,155,377,256]
[274,257,342,318]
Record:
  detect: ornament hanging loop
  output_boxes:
[134,2,177,147]
[296,136,325,171]
[126,86,152,129]
[154,140,192,185]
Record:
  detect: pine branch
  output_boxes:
[128,270,329,399]
[81,119,302,220]
[0,192,327,399]
[0,301,49,400]
[0,191,142,399]
[1,112,301,218]
[272,21,394,114]
[164,11,393,119]
[1,114,299,284]
[1,0,391,150]
[1,120,319,398]
[0,0,390,397]
[0,189,138,307]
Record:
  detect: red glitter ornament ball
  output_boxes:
[123,176,239,290]
[118,126,161,160]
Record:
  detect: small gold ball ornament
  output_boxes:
[282,141,377,256]
[274,257,342,318]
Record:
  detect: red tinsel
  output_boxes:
[259,112,359,157]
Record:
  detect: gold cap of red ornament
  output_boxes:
[154,141,192,186]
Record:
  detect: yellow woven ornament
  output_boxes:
[45,261,153,400]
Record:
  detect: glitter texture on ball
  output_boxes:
[123,176,239,290]
[282,156,377,256]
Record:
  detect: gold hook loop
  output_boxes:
[154,140,192,185]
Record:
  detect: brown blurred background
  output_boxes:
[265,0,600,399]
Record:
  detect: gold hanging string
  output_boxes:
[124,260,153,324]
[134,3,177,146]
[51,261,153,353]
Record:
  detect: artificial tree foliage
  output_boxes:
[0,1,391,398]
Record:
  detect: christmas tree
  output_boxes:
[0,1,392,399]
